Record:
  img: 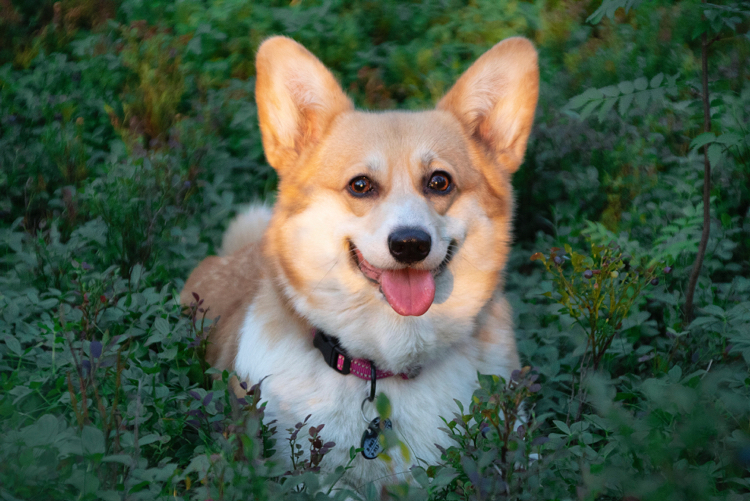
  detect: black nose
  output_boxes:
[388,228,431,264]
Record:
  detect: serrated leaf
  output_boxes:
[598,97,618,121]
[618,93,634,116]
[567,88,603,110]
[649,72,664,88]
[715,132,742,146]
[708,143,723,167]
[690,132,716,151]
[635,89,650,109]
[600,85,620,98]
[634,77,648,91]
[580,100,600,119]
[618,81,634,94]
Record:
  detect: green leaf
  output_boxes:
[635,89,651,109]
[600,85,620,98]
[649,72,664,88]
[154,317,170,336]
[553,420,571,435]
[700,305,725,317]
[714,133,743,146]
[667,365,682,382]
[4,335,22,356]
[102,454,134,465]
[580,100,600,119]
[82,426,105,455]
[598,97,618,121]
[633,77,648,91]
[708,143,723,167]
[567,88,603,110]
[411,467,429,488]
[617,81,634,94]
[618,93,634,115]
[690,132,716,151]
[376,392,392,419]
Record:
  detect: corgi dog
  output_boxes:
[181,35,538,489]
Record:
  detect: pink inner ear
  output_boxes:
[436,37,539,174]
[255,36,353,173]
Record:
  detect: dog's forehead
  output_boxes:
[320,110,471,171]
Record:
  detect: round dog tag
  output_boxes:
[361,416,392,459]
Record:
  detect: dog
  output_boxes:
[180,35,538,489]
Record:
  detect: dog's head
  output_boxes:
[256,36,538,371]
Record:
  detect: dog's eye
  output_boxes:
[348,176,374,196]
[427,171,452,193]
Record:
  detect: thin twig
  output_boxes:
[684,2,712,323]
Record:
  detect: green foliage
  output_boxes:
[532,242,663,373]
[1,0,749,499]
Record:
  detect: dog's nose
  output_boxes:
[388,228,431,264]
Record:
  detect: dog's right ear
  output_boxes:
[255,36,353,175]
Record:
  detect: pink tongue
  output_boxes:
[380,269,436,316]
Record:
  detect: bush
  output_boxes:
[1,0,749,499]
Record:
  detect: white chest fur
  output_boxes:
[233,303,491,489]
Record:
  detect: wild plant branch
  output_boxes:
[684,1,713,323]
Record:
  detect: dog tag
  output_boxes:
[361,416,392,459]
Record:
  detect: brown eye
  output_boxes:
[348,176,374,196]
[427,171,452,193]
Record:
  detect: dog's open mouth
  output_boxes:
[349,240,456,317]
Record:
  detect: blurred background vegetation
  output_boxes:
[0,0,749,499]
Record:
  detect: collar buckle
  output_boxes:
[313,330,351,375]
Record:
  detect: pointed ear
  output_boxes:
[437,37,539,174]
[255,36,353,175]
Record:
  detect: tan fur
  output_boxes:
[180,35,539,488]
[179,243,265,370]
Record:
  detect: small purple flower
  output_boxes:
[90,341,102,359]
[81,262,92,270]
[183,180,191,188]
[651,277,659,286]
[553,256,563,265]
[663,266,672,274]
[583,270,593,279]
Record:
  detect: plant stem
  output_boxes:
[684,5,712,323]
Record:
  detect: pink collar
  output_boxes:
[311,329,412,380]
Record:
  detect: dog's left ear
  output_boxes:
[255,36,353,176]
[437,37,539,174]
